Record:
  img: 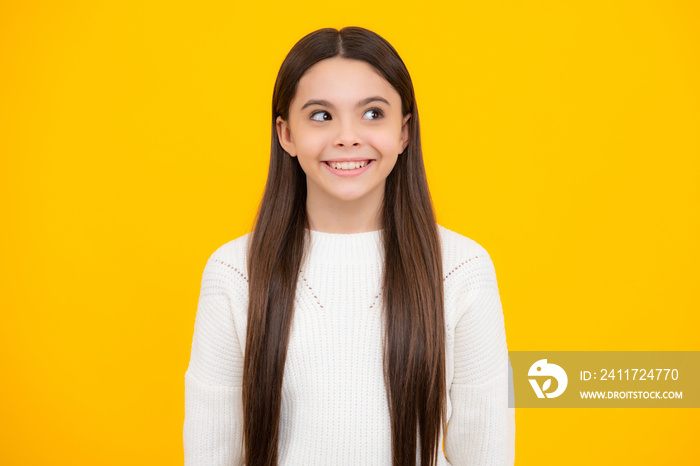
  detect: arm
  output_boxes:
[184,256,246,466]
[443,252,515,465]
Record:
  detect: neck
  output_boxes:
[303,227,384,265]
[305,183,384,234]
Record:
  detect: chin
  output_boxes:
[328,188,375,203]
[332,193,367,203]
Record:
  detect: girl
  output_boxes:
[184,26,514,465]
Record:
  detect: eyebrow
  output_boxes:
[300,96,390,111]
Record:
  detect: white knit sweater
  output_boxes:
[184,223,515,465]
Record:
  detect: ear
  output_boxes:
[400,113,411,154]
[276,116,297,157]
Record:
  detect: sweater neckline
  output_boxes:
[304,227,384,264]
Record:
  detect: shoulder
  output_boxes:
[436,224,504,338]
[437,224,489,263]
[207,232,251,269]
[436,223,500,326]
[437,223,497,287]
[199,232,252,298]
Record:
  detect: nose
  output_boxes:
[333,119,362,148]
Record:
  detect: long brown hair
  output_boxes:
[243,26,445,466]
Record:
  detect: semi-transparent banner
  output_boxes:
[507,351,699,408]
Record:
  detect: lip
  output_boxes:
[322,159,375,177]
[322,158,375,163]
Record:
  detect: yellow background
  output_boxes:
[1,1,698,464]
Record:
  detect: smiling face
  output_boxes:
[276,57,410,213]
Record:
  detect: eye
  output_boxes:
[309,108,384,122]
[310,110,331,122]
[363,107,384,120]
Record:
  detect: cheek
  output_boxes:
[295,131,327,158]
[369,131,403,155]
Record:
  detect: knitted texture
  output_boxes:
[184,224,515,465]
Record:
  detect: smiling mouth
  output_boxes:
[323,160,373,170]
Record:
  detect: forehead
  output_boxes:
[292,57,400,109]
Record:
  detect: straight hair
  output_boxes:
[243,26,446,466]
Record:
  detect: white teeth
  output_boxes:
[328,160,370,170]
